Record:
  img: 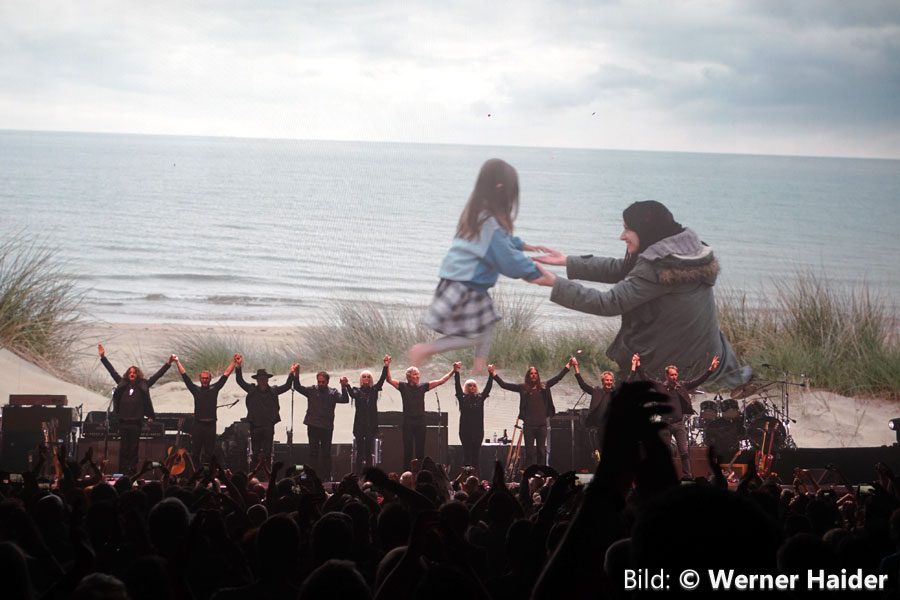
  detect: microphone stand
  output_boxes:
[434,392,445,464]
[288,388,295,464]
[103,388,115,477]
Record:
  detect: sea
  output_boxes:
[1,129,898,328]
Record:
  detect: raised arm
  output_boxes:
[233,354,252,392]
[545,361,571,388]
[482,372,494,398]
[292,371,315,397]
[211,358,236,392]
[373,358,389,390]
[572,356,594,395]
[335,385,350,404]
[272,364,299,395]
[492,370,521,392]
[683,355,720,390]
[384,355,401,389]
[147,355,176,386]
[454,371,464,399]
[98,343,121,383]
[427,362,460,390]
[176,359,199,393]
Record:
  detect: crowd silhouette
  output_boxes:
[1,381,899,599]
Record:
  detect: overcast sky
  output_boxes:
[1,1,898,158]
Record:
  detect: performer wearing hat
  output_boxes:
[234,354,299,467]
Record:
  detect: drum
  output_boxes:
[703,418,744,461]
[743,400,767,423]
[699,400,719,422]
[721,398,741,420]
[748,416,786,451]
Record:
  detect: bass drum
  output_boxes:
[699,400,719,423]
[748,416,786,451]
[743,400,767,423]
[703,418,744,463]
[720,399,741,420]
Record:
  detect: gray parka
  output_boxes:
[549,229,747,388]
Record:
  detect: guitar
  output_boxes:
[164,417,190,476]
[41,420,63,484]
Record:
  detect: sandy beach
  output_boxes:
[0,321,896,450]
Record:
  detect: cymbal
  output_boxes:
[730,382,758,399]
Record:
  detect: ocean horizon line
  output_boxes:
[3,127,898,163]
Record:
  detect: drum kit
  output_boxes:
[687,369,806,475]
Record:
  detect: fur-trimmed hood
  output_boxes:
[640,228,720,285]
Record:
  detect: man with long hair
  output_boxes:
[97,343,174,475]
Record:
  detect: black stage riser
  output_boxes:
[775,446,900,485]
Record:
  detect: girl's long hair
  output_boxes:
[456,158,520,241]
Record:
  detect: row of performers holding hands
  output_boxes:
[97,343,718,480]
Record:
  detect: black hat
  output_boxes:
[622,200,684,253]
[251,369,273,379]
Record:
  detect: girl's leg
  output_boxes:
[410,323,496,372]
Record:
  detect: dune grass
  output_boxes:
[169,328,300,377]
[0,235,83,369]
[718,272,899,397]
[298,289,616,376]
[8,236,887,401]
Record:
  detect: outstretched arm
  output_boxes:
[683,355,720,390]
[545,362,572,388]
[427,362,460,390]
[147,355,176,386]
[272,365,299,395]
[492,371,521,392]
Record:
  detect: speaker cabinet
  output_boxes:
[76,438,168,475]
[548,418,594,472]
[1,406,75,471]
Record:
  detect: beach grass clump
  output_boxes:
[718,272,899,397]
[300,289,614,375]
[0,235,83,368]
[169,329,296,376]
[298,300,433,369]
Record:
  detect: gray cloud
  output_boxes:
[0,1,897,157]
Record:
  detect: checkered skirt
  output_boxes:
[422,279,500,337]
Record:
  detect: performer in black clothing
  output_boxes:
[97,343,174,475]
[293,368,348,480]
[385,355,456,469]
[340,355,390,474]
[494,359,571,466]
[572,356,614,458]
[174,354,236,465]
[633,352,720,480]
[233,354,298,467]
[455,365,494,470]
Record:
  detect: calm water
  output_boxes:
[1,130,897,326]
